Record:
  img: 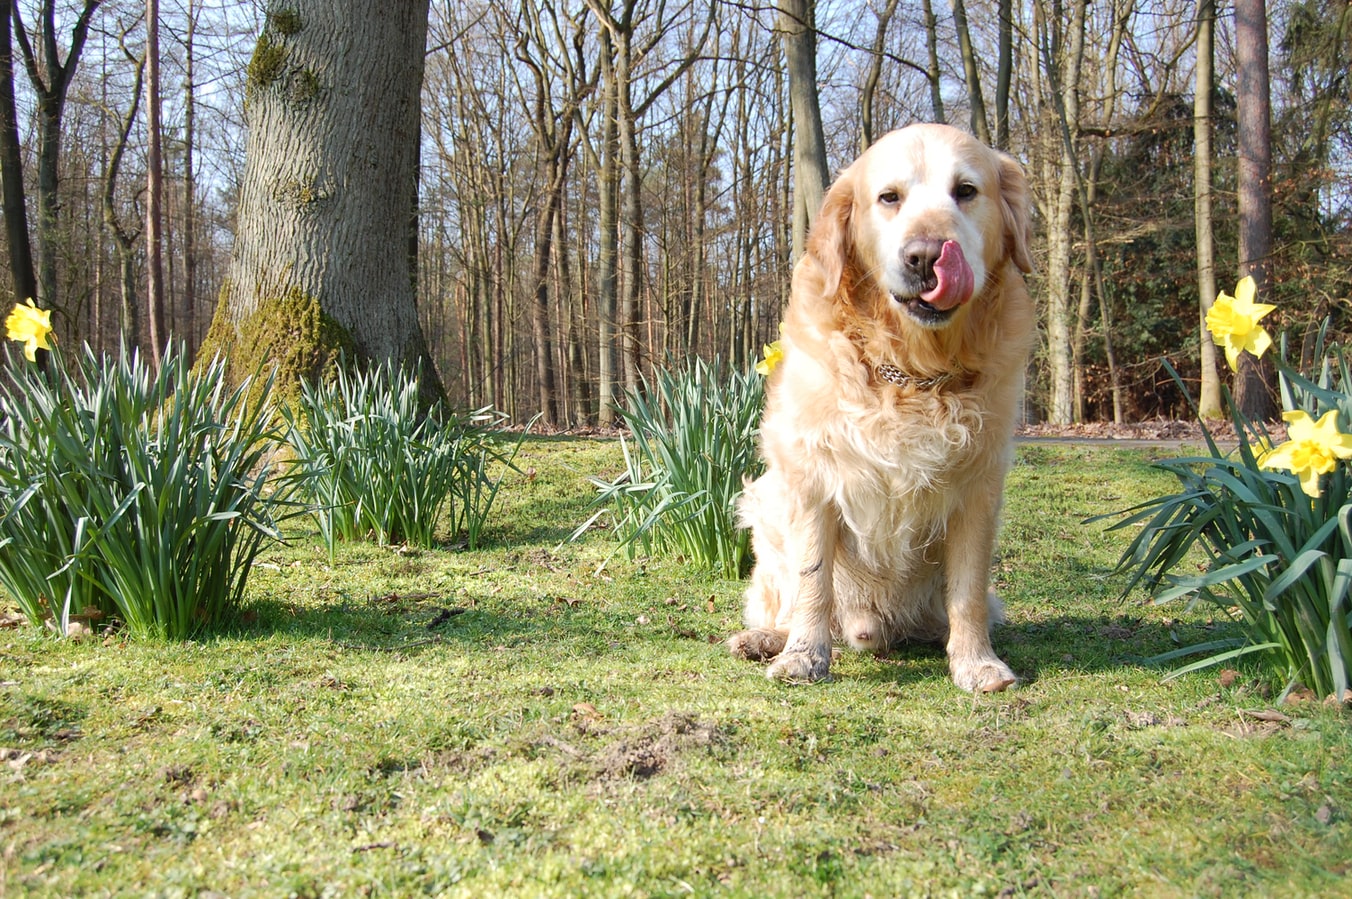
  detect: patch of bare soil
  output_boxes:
[541,711,724,781]
[595,712,722,780]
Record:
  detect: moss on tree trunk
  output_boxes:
[198,286,355,407]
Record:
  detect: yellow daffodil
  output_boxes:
[1206,276,1275,371]
[1259,409,1352,498]
[5,299,54,362]
[755,340,784,377]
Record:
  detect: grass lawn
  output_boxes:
[2,438,1348,897]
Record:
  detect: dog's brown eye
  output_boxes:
[878,190,900,206]
[955,182,978,201]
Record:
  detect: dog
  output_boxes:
[728,123,1035,692]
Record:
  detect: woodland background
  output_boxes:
[2,0,1350,428]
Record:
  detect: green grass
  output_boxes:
[2,440,1348,897]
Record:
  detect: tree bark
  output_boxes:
[779,0,829,261]
[208,0,439,397]
[995,0,1012,148]
[921,0,945,123]
[592,27,621,426]
[145,0,165,365]
[1234,0,1277,421]
[0,0,36,307]
[11,0,101,309]
[860,0,900,150]
[512,0,593,427]
[1038,0,1088,424]
[617,28,642,397]
[1194,0,1222,419]
[182,0,198,356]
[951,0,991,143]
[100,29,143,349]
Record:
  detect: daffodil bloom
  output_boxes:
[1206,276,1275,371]
[5,299,54,362]
[755,340,783,376]
[1259,409,1352,498]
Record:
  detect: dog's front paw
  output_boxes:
[728,627,787,661]
[766,647,831,684]
[950,656,1018,693]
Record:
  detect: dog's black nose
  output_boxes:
[902,238,945,280]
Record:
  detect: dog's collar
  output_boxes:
[873,362,966,391]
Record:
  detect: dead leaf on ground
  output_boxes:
[1240,708,1291,724]
[572,702,603,724]
[1283,685,1317,705]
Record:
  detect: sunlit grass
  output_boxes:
[1,439,1347,897]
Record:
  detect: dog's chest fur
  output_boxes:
[799,383,994,569]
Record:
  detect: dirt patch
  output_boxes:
[596,712,721,780]
[541,711,724,781]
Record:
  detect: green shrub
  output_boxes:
[580,357,765,579]
[280,359,525,554]
[0,344,288,639]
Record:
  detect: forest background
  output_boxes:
[2,0,1349,430]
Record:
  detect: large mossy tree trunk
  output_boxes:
[202,0,440,400]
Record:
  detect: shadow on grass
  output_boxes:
[234,594,538,654]
[830,612,1235,689]
[229,565,1223,688]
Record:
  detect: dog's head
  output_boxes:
[803,124,1033,332]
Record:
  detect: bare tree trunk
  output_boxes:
[11,0,101,310]
[593,28,620,425]
[1038,0,1088,424]
[1072,269,1090,419]
[559,200,589,423]
[1081,0,1129,424]
[145,0,165,365]
[0,0,37,307]
[951,0,990,143]
[101,29,143,348]
[207,0,439,398]
[921,0,945,123]
[529,166,564,426]
[995,0,1012,148]
[860,0,900,150]
[1195,0,1222,419]
[1234,0,1277,421]
[182,0,198,356]
[779,0,829,261]
[618,34,642,397]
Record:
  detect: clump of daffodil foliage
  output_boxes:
[280,357,528,556]
[578,355,767,579]
[1107,277,1352,700]
[0,304,290,638]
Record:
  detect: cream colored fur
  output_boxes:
[728,124,1035,692]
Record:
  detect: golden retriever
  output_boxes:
[728,124,1035,692]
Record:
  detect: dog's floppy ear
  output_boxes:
[800,172,855,298]
[997,153,1034,274]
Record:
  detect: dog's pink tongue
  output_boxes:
[920,240,974,310]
